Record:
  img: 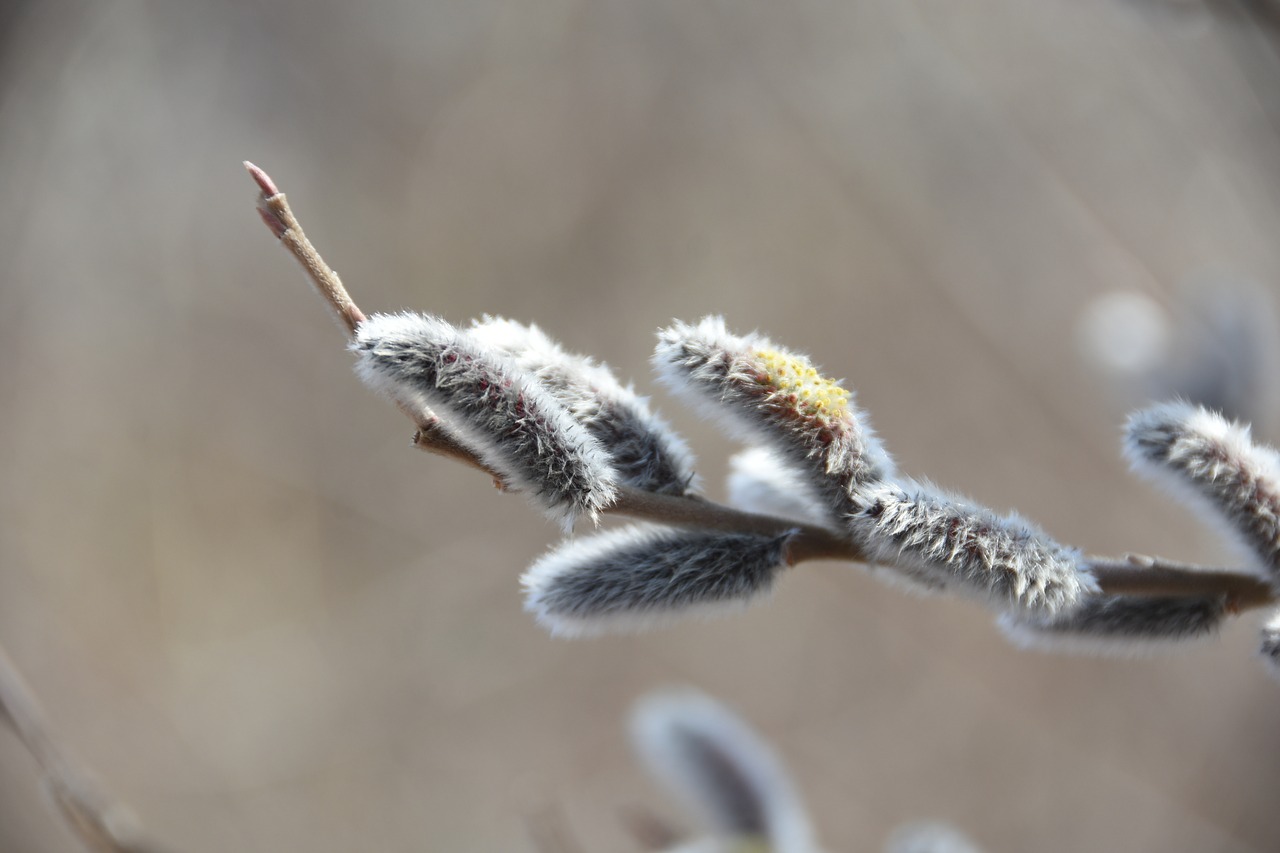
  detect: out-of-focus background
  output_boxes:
[2,1,1280,850]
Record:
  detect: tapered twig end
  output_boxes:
[244,160,279,197]
[246,161,289,238]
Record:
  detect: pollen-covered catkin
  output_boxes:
[631,690,818,853]
[352,312,617,528]
[998,595,1228,655]
[1126,402,1280,576]
[522,524,796,637]
[653,316,894,526]
[468,316,698,495]
[848,480,1095,614]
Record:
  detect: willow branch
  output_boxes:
[246,162,1278,613]
[246,161,500,478]
[0,644,170,853]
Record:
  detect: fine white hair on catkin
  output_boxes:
[351,312,618,529]
[727,447,832,528]
[468,316,699,495]
[653,316,894,527]
[848,480,1095,615]
[522,524,796,638]
[1125,401,1280,577]
[630,690,819,853]
[997,595,1228,656]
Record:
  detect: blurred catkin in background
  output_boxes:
[3,1,1280,851]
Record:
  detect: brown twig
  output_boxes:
[246,162,1279,613]
[0,644,169,853]
[246,161,366,336]
[246,161,503,481]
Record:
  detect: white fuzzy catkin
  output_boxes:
[522,524,795,637]
[883,822,985,853]
[848,480,1095,614]
[653,316,894,526]
[1261,609,1280,682]
[631,690,819,853]
[997,595,1228,656]
[352,312,618,528]
[468,316,698,495]
[727,447,831,528]
[1126,401,1280,576]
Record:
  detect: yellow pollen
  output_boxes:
[755,348,851,419]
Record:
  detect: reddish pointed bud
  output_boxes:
[243,160,280,197]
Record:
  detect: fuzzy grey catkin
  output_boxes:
[653,316,894,526]
[998,595,1228,656]
[1126,401,1280,576]
[352,312,618,528]
[468,316,698,495]
[522,524,796,637]
[631,690,818,853]
[849,480,1095,614]
[727,447,832,528]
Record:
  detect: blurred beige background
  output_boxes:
[2,1,1280,850]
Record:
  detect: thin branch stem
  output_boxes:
[246,161,366,336]
[246,161,503,481]
[1086,557,1274,610]
[247,162,1279,613]
[0,644,169,853]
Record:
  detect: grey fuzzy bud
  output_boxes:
[1261,610,1280,682]
[1126,401,1280,576]
[884,822,985,853]
[352,312,618,528]
[631,690,818,853]
[522,524,796,637]
[849,480,1095,614]
[998,595,1227,656]
[468,316,699,495]
[653,316,894,526]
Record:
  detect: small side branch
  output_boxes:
[246,162,1279,613]
[0,644,170,853]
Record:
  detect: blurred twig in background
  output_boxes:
[0,644,168,853]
